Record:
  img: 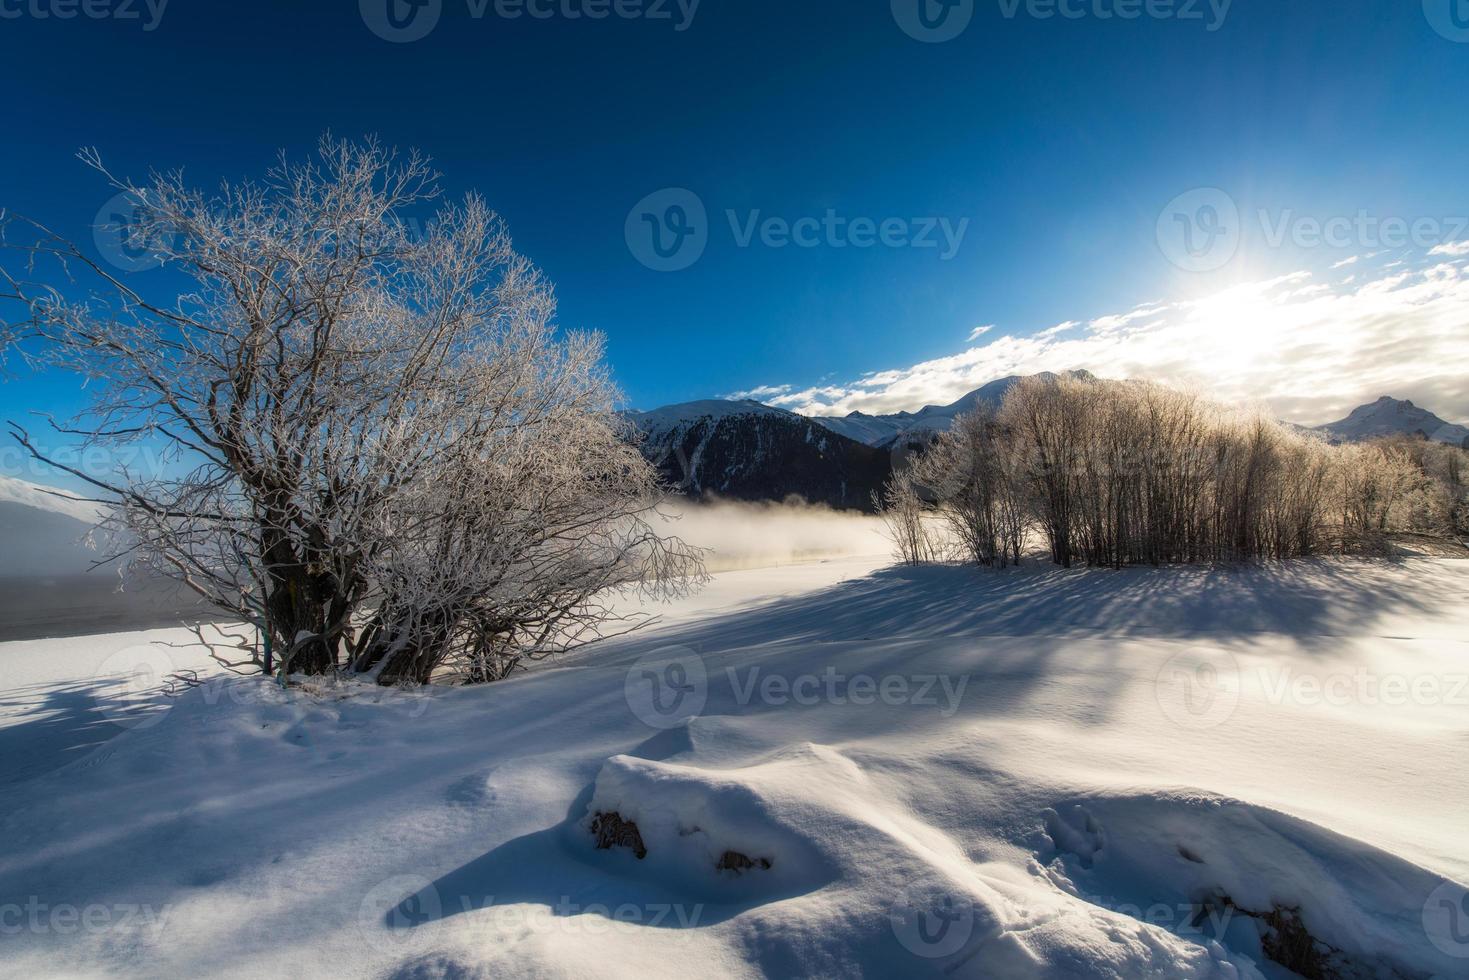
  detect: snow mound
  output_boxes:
[5,557,1468,978]
[576,748,1270,978]
[1035,790,1469,978]
[581,745,858,896]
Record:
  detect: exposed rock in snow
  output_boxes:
[1035,791,1465,979]
[590,811,648,860]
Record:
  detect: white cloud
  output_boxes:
[745,253,1469,426]
[726,384,792,401]
[1430,240,1469,257]
[966,324,995,342]
[1036,320,1080,338]
[1331,255,1360,269]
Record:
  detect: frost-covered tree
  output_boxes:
[872,472,935,567]
[909,408,1026,567]
[1,136,703,681]
[1002,374,1089,567]
[1371,435,1469,540]
[1338,439,1421,553]
[874,374,1458,569]
[347,345,706,685]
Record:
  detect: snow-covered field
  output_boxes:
[2,554,1468,978]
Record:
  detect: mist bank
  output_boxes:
[654,498,890,573]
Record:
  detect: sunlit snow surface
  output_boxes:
[2,554,1467,978]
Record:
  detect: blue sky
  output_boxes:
[2,0,1469,483]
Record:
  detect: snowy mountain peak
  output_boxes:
[626,399,889,510]
[625,399,795,439]
[808,370,1098,447]
[1358,396,1419,415]
[0,474,105,525]
[1318,397,1469,447]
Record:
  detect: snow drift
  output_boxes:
[1,556,1467,978]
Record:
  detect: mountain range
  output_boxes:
[811,373,1063,449]
[5,385,1464,538]
[1316,396,1469,447]
[625,372,1088,511]
[624,400,892,511]
[4,386,1457,631]
[0,476,105,576]
[627,379,1468,510]
[0,474,213,639]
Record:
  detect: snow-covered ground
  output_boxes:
[2,554,1467,978]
